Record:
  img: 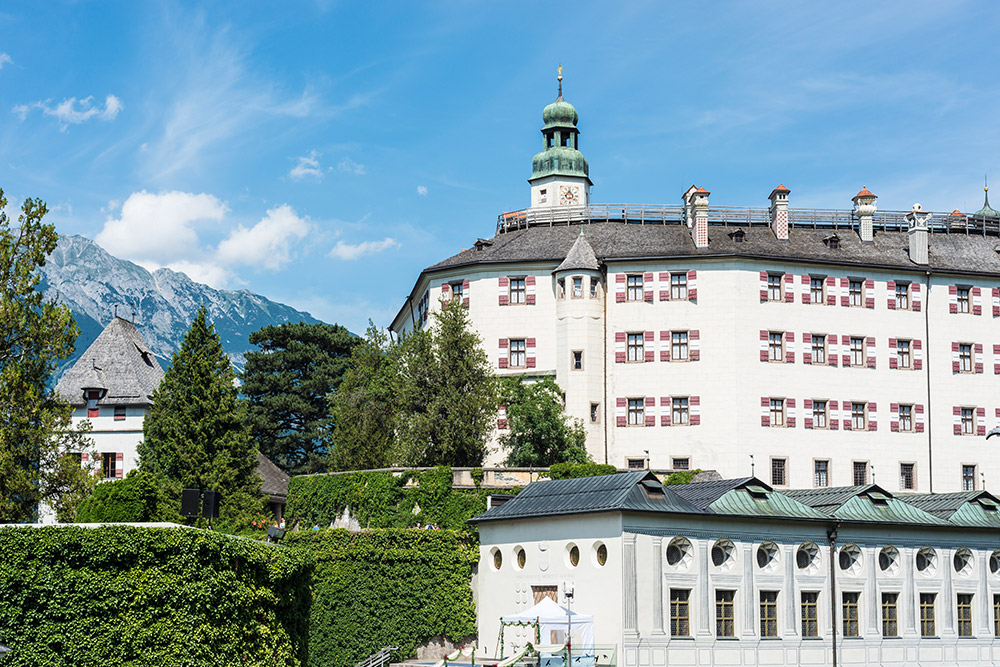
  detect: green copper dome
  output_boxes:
[529,87,591,183]
[974,188,999,218]
[542,97,578,129]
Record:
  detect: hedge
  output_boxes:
[75,471,166,523]
[0,525,312,667]
[286,529,477,667]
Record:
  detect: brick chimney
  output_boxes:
[906,203,931,265]
[852,187,877,243]
[768,185,790,240]
[688,187,710,248]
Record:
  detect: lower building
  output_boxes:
[471,471,1000,666]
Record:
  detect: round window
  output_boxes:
[838,544,862,575]
[796,542,819,572]
[569,545,580,567]
[667,544,682,565]
[711,539,735,569]
[991,550,1000,575]
[954,548,973,575]
[517,547,526,570]
[492,548,502,571]
[666,537,693,569]
[878,546,900,575]
[596,543,608,566]
[916,547,937,574]
[756,541,779,571]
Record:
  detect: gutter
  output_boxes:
[923,270,933,492]
[602,261,609,464]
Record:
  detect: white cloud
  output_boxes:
[416,185,428,196]
[13,94,123,129]
[216,204,311,270]
[337,157,366,175]
[163,259,235,287]
[329,237,400,261]
[0,53,12,69]
[289,150,323,181]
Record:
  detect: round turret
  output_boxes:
[542,97,579,128]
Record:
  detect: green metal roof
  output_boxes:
[709,487,829,520]
[973,189,1000,219]
[784,485,945,525]
[899,491,1000,528]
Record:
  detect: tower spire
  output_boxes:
[557,64,563,99]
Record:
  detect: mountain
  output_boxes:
[40,235,325,378]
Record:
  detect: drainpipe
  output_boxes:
[827,524,840,667]
[923,270,933,492]
[602,264,609,464]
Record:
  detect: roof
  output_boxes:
[783,486,944,525]
[554,231,599,273]
[898,491,1000,528]
[667,477,829,519]
[853,187,876,200]
[256,453,289,500]
[769,184,790,197]
[55,317,165,406]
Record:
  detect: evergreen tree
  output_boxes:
[499,377,591,467]
[138,307,261,519]
[241,321,357,474]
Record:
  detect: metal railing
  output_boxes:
[356,646,397,667]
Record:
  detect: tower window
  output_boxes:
[590,402,600,424]
[560,133,570,147]
[539,188,547,203]
[572,350,583,370]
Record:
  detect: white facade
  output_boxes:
[69,402,149,480]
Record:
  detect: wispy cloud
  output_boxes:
[13,94,123,130]
[329,237,399,261]
[289,150,324,181]
[0,53,12,69]
[416,185,428,196]
[337,157,366,175]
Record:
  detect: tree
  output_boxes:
[138,307,261,521]
[499,377,591,467]
[241,322,357,474]
[0,189,95,522]
[75,470,168,522]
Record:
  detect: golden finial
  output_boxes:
[557,64,563,98]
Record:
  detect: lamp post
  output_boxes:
[563,582,574,667]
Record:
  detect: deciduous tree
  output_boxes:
[499,377,590,467]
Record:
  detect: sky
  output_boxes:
[2,1,999,333]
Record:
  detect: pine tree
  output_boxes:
[138,307,261,519]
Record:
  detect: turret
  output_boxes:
[853,187,878,243]
[528,67,592,208]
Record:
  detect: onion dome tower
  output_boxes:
[528,66,592,209]
[973,180,1000,219]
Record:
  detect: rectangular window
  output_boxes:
[572,350,583,370]
[801,592,819,637]
[900,463,915,490]
[814,460,830,487]
[672,457,690,470]
[572,276,583,298]
[450,282,464,301]
[811,335,826,364]
[850,337,865,366]
[994,594,1000,637]
[767,274,783,301]
[768,332,784,361]
[810,277,825,304]
[670,272,688,300]
[920,593,936,637]
[853,461,869,486]
[897,339,911,369]
[770,398,785,427]
[899,404,913,432]
[882,593,898,637]
[509,339,526,368]
[960,343,973,372]
[895,283,910,310]
[590,402,600,424]
[671,331,689,361]
[509,278,526,304]
[627,399,644,426]
[958,286,971,313]
[670,589,690,637]
[101,453,117,480]
[957,594,973,637]
[589,278,598,298]
[627,274,643,301]
[963,464,977,491]
[849,279,863,306]
[851,402,867,430]
[961,408,975,435]
[716,590,735,637]
[557,278,566,299]
[626,457,646,470]
[627,333,644,362]
[113,405,126,421]
[842,592,860,637]
[760,591,778,638]
[771,458,787,486]
[813,400,828,429]
[672,397,689,425]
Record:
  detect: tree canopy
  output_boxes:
[499,376,591,467]
[241,321,357,474]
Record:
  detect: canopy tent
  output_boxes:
[500,597,595,654]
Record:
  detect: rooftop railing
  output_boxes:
[496,204,1000,237]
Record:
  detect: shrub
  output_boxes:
[545,462,617,479]
[75,471,168,523]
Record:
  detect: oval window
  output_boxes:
[596,544,608,566]
[517,547,526,569]
[569,545,580,567]
[493,549,502,570]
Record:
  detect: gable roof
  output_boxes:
[554,231,600,273]
[783,485,944,525]
[55,317,165,407]
[257,452,290,501]
[898,491,1000,528]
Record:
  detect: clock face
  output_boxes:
[560,185,580,205]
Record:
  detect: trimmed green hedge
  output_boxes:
[544,462,617,479]
[287,529,477,667]
[0,525,312,667]
[75,471,167,523]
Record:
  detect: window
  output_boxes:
[851,402,867,430]
[811,335,826,364]
[810,277,825,304]
[590,403,600,424]
[101,453,117,480]
[771,458,787,486]
[671,331,689,361]
[627,333,644,362]
[768,332,784,361]
[114,406,126,421]
[672,398,689,425]
[572,276,583,298]
[671,272,688,300]
[532,585,557,604]
[770,398,785,427]
[716,590,735,637]
[850,337,864,366]
[627,399,644,426]
[853,461,869,486]
[896,339,911,369]
[814,460,830,487]
[994,594,1000,637]
[920,593,936,637]
[760,591,778,638]
[882,593,898,637]
[557,278,566,299]
[767,274,783,301]
[895,283,910,310]
[450,282,464,301]
[509,339,526,368]
[672,457,690,470]
[572,351,583,370]
[813,401,828,429]
[958,594,973,637]
[670,589,690,637]
[539,188,548,202]
[590,278,598,298]
[801,592,819,637]
[849,279,863,306]
[957,287,971,313]
[959,343,973,372]
[509,278,526,304]
[961,408,975,435]
[963,464,977,491]
[900,463,915,490]
[843,592,860,638]
[626,457,646,470]
[899,404,913,432]
[626,274,643,301]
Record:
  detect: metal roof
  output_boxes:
[899,491,1000,528]
[667,477,759,511]
[784,485,945,525]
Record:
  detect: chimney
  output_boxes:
[906,203,931,265]
[768,185,790,240]
[852,187,878,243]
[682,185,698,228]
[689,187,710,248]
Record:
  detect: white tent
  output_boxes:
[501,597,595,652]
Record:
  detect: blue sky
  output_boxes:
[2,1,998,333]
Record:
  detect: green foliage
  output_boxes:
[499,377,590,467]
[0,189,94,522]
[663,468,702,485]
[242,322,358,475]
[470,467,484,488]
[139,307,263,521]
[545,462,618,479]
[0,525,312,667]
[75,471,169,523]
[286,529,476,667]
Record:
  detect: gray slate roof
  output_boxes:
[554,231,600,273]
[257,453,290,500]
[56,317,165,406]
[667,477,760,511]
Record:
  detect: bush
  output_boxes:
[545,462,617,479]
[287,529,476,667]
[75,471,168,523]
[664,468,702,485]
[0,525,312,667]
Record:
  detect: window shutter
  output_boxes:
[977,406,987,435]
[115,452,124,478]
[688,270,698,301]
[994,288,1000,317]
[840,278,849,306]
[81,452,89,463]
[525,275,536,305]
[645,397,656,426]
[659,272,670,301]
[889,338,898,368]
[498,338,508,368]
[759,330,769,362]
[996,408,1000,431]
[616,274,626,302]
[866,337,876,368]
[87,407,99,418]
[952,341,961,373]
[841,334,851,367]
[829,400,839,430]
[915,404,925,432]
[949,285,958,313]
[644,331,655,362]
[784,274,794,302]
[441,283,450,295]
[802,332,812,364]
[784,331,795,363]
[660,330,671,362]
[760,397,770,427]
[865,280,875,309]
[497,405,508,430]
[975,343,984,373]
[800,275,810,304]
[913,339,923,370]
[953,406,962,435]
[616,397,627,427]
[826,277,837,305]
[994,344,1000,374]
[804,398,813,429]
[890,403,899,432]
[463,280,470,307]
[828,335,838,366]
[643,272,654,302]
[786,398,796,428]
[886,281,896,309]
[660,397,672,426]
[867,402,877,431]
[526,338,536,368]
[690,329,700,361]
[690,395,701,425]
[759,271,768,302]
[842,399,853,431]
[498,277,509,306]
[912,283,922,311]
[615,332,626,363]
[973,287,982,315]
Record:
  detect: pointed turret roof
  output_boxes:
[973,187,999,219]
[56,317,165,407]
[554,230,599,273]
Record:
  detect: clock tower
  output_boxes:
[528,68,592,209]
